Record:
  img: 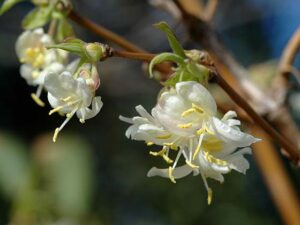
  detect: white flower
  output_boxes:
[120,81,217,164]
[44,61,103,142]
[120,81,260,204]
[15,28,66,106]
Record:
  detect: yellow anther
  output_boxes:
[197,125,214,135]
[53,128,60,142]
[24,47,45,68]
[79,118,85,124]
[31,71,40,79]
[146,142,154,146]
[181,108,197,117]
[163,143,177,150]
[66,113,72,118]
[185,160,199,169]
[31,93,45,107]
[193,145,201,160]
[162,155,173,164]
[181,104,204,117]
[149,148,173,164]
[156,134,172,139]
[205,152,227,166]
[207,188,213,205]
[177,123,193,129]
[168,166,176,183]
[61,96,72,102]
[49,106,63,115]
[192,103,204,113]
[32,54,45,68]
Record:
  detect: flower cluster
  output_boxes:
[10,0,105,142]
[120,81,260,204]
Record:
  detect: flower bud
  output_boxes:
[84,43,106,62]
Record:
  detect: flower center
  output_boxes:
[21,47,45,69]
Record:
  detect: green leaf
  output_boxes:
[47,42,83,55]
[154,21,186,58]
[0,0,23,15]
[164,63,210,87]
[149,52,184,78]
[22,5,53,29]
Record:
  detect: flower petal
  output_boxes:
[147,165,193,179]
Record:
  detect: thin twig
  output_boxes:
[271,28,300,103]
[113,50,155,62]
[204,0,219,21]
[69,10,145,53]
[216,74,300,163]
[252,126,300,225]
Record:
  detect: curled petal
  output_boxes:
[76,96,103,121]
[211,117,260,147]
[176,81,217,116]
[147,165,193,179]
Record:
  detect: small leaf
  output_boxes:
[154,22,186,58]
[149,52,184,78]
[22,5,53,30]
[0,0,23,15]
[47,42,83,55]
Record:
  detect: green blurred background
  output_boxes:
[0,0,299,224]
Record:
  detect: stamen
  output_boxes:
[172,148,183,169]
[192,103,204,113]
[149,147,173,164]
[52,107,78,142]
[193,134,204,160]
[49,106,64,115]
[177,123,193,129]
[156,134,172,139]
[205,152,227,166]
[185,160,199,169]
[61,96,72,102]
[168,166,176,183]
[163,142,177,150]
[200,171,213,205]
[197,124,214,135]
[181,108,196,117]
[146,142,154,146]
[53,128,60,142]
[79,118,85,124]
[181,104,204,117]
[31,93,45,107]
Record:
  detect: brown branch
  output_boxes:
[173,0,300,162]
[252,126,300,225]
[271,28,300,103]
[173,0,278,114]
[69,10,146,53]
[204,0,219,21]
[113,50,155,62]
[216,74,300,163]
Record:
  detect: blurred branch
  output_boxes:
[271,27,300,103]
[173,0,300,163]
[204,0,219,21]
[216,74,300,164]
[173,0,278,113]
[69,10,145,53]
[251,126,300,225]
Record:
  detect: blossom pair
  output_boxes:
[16,29,103,141]
[120,81,260,204]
